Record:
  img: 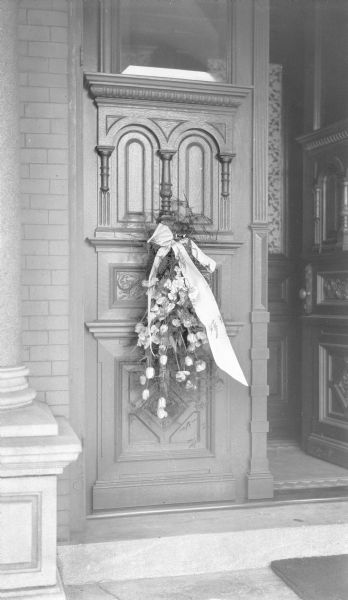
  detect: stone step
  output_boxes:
[65,568,300,600]
[58,499,348,585]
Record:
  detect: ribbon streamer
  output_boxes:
[147,223,248,387]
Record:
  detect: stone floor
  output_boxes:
[268,441,348,490]
[65,568,299,599]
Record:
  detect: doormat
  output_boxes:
[271,555,348,600]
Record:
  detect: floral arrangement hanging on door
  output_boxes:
[135,205,248,420]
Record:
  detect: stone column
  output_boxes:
[0,2,81,598]
[0,0,36,410]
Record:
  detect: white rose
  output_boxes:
[157,407,168,419]
[146,366,155,379]
[195,360,206,372]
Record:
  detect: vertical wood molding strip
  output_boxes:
[248,0,273,499]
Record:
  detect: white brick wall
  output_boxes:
[19,0,71,542]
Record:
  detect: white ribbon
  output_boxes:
[147,223,248,387]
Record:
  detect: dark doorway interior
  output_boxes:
[268,0,306,443]
[268,0,348,494]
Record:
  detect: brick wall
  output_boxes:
[19,0,71,542]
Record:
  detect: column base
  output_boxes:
[0,570,67,600]
[0,367,36,410]
[0,408,81,594]
[0,401,58,438]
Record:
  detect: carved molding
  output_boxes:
[209,122,227,142]
[323,275,348,302]
[85,319,244,339]
[319,344,348,426]
[88,236,245,253]
[150,118,185,141]
[94,472,235,489]
[111,268,145,305]
[317,271,348,303]
[84,73,251,109]
[274,476,348,490]
[268,64,284,254]
[298,119,348,152]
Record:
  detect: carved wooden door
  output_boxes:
[298,122,348,468]
[85,74,251,510]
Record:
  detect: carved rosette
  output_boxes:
[323,275,348,302]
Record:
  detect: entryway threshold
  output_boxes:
[268,441,348,491]
[59,499,348,585]
[85,489,348,521]
[65,567,300,600]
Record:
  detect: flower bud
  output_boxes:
[184,355,193,366]
[195,360,206,372]
[185,380,197,390]
[157,407,168,419]
[159,354,168,366]
[139,374,147,385]
[158,396,166,408]
[142,389,150,400]
[175,371,186,382]
[146,366,155,379]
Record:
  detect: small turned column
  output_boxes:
[96,145,114,228]
[218,152,235,231]
[218,152,235,199]
[158,149,176,221]
[0,0,35,409]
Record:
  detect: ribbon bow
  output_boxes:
[147,223,248,387]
